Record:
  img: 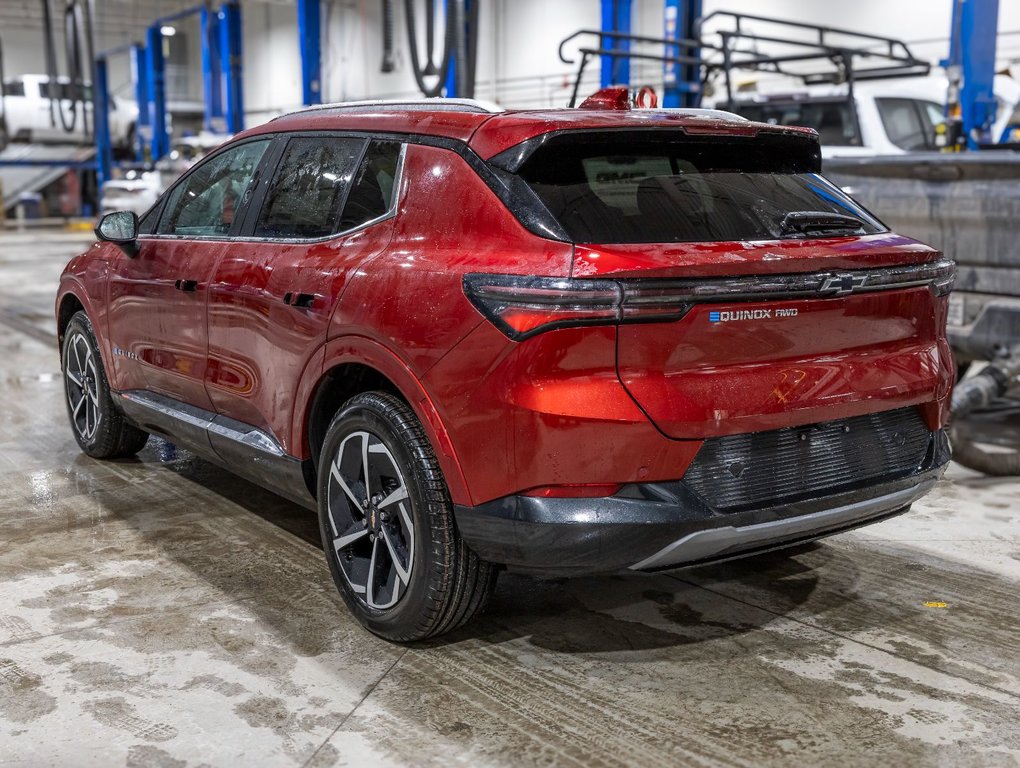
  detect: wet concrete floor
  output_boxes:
[1,230,1018,767]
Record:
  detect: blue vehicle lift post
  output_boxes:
[145,24,170,161]
[219,1,244,134]
[131,44,149,161]
[298,0,322,105]
[601,0,632,87]
[663,0,701,107]
[200,6,225,131]
[945,0,1000,149]
[92,55,112,188]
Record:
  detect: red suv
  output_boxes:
[57,97,954,641]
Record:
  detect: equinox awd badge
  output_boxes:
[709,308,799,322]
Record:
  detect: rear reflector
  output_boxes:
[523,484,623,498]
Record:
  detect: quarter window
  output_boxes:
[255,137,365,239]
[158,139,269,237]
[340,140,401,231]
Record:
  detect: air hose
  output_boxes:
[58,0,95,137]
[405,0,453,97]
[381,0,395,73]
[949,350,1020,476]
[0,35,8,148]
[404,0,478,98]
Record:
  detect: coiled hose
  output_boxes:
[381,0,395,73]
[404,0,478,98]
[949,351,1020,476]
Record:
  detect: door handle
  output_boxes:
[283,292,316,308]
[174,279,198,292]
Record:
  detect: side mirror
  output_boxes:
[95,211,139,256]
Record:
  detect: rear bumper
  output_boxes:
[455,429,950,577]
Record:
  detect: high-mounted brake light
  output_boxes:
[462,274,691,341]
[578,85,659,111]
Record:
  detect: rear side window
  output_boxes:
[339,140,401,231]
[516,132,884,244]
[876,98,941,151]
[255,136,365,239]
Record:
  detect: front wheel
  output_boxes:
[317,392,496,642]
[61,311,149,459]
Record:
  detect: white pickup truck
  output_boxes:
[712,75,1020,158]
[1,74,137,149]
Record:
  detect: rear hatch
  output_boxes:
[511,127,953,438]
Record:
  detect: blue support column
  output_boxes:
[947,0,1000,148]
[201,7,225,131]
[600,0,631,87]
[131,44,149,161]
[219,2,244,134]
[298,0,322,105]
[93,56,113,189]
[443,0,457,97]
[663,0,702,108]
[145,25,170,161]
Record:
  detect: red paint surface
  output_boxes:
[57,107,953,508]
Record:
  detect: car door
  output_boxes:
[206,135,403,456]
[105,137,273,412]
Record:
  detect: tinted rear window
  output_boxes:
[517,133,883,244]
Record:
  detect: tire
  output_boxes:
[317,391,496,642]
[61,311,149,459]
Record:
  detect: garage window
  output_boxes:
[339,140,402,231]
[255,137,366,239]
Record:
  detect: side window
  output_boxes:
[876,98,929,151]
[254,136,365,239]
[340,140,402,231]
[158,139,269,237]
[138,204,160,236]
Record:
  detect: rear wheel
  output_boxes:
[317,391,496,641]
[61,312,149,459]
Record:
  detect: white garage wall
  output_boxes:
[2,1,1019,126]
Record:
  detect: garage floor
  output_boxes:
[1,230,1019,768]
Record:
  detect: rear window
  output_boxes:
[517,132,884,244]
[730,100,861,146]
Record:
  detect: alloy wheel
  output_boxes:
[64,332,101,442]
[325,430,415,610]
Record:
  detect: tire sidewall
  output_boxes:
[316,395,446,638]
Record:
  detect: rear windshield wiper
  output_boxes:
[780,211,866,237]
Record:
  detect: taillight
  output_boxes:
[462,273,691,340]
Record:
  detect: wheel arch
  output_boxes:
[56,291,86,346]
[301,336,471,506]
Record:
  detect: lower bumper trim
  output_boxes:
[628,479,935,571]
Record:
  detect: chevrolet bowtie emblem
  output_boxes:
[820,273,868,296]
